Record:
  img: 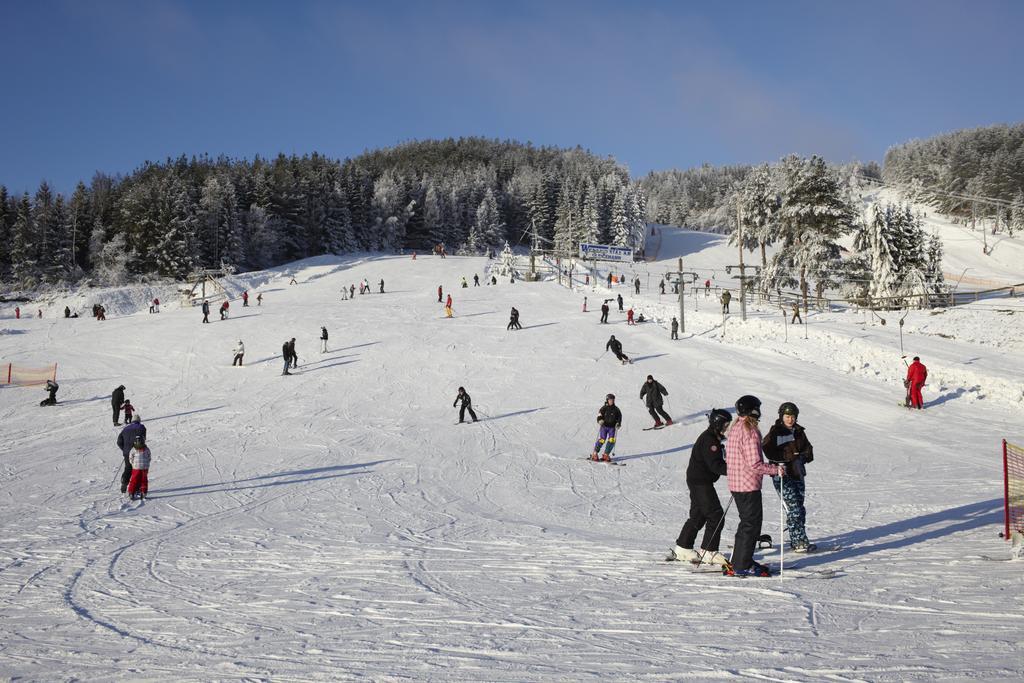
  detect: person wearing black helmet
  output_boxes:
[763,402,816,552]
[453,387,478,423]
[724,395,784,576]
[670,408,731,565]
[605,335,631,364]
[590,394,623,462]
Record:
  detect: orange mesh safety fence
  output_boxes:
[1005,441,1024,539]
[0,363,58,386]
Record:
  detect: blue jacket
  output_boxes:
[117,422,147,458]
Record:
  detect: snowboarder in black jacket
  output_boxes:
[453,387,478,423]
[671,408,731,565]
[639,375,672,427]
[40,380,59,406]
[507,307,521,330]
[111,385,126,425]
[605,335,630,363]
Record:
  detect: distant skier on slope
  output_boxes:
[905,356,928,409]
[605,335,631,364]
[438,285,443,303]
[201,300,210,324]
[670,408,731,566]
[121,398,135,423]
[590,394,622,462]
[639,375,672,428]
[281,340,292,375]
[111,385,126,426]
[320,326,329,353]
[617,293,624,312]
[232,340,245,366]
[453,387,478,423]
[126,436,151,501]
[507,307,521,330]
[445,294,453,318]
[117,415,147,494]
[600,301,610,324]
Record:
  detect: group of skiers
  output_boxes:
[664,395,817,576]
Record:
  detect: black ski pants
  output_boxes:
[730,490,763,571]
[121,455,132,493]
[233,353,244,366]
[459,404,478,422]
[647,404,671,423]
[600,310,609,323]
[613,350,629,362]
[112,405,121,425]
[676,483,725,551]
[671,329,679,340]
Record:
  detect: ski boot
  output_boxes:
[670,545,699,563]
[665,418,673,426]
[724,561,771,577]
[590,452,600,462]
[698,550,729,566]
[600,453,611,462]
[653,420,664,428]
[792,542,817,553]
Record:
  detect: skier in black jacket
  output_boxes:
[453,387,478,423]
[507,307,521,330]
[590,394,623,462]
[281,341,292,375]
[605,335,630,364]
[671,408,731,565]
[111,385,126,425]
[600,301,610,323]
[639,375,672,427]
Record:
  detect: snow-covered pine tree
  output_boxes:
[67,181,94,272]
[610,185,630,247]
[775,155,856,310]
[31,182,55,272]
[0,186,11,279]
[863,203,898,303]
[552,181,576,254]
[582,180,600,245]
[50,195,75,281]
[93,233,132,286]
[1010,190,1024,237]
[475,187,505,250]
[925,232,945,297]
[153,180,198,279]
[737,164,779,268]
[10,194,36,286]
[626,185,647,251]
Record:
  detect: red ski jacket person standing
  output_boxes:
[906,356,928,409]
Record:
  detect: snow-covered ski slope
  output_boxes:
[1,247,1022,680]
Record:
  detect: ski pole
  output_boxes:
[696,494,734,568]
[775,469,789,577]
[594,350,607,362]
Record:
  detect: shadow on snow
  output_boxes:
[149,459,396,499]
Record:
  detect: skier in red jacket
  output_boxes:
[905,356,928,409]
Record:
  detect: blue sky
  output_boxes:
[2,0,1022,195]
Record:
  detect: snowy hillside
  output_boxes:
[1,243,1022,679]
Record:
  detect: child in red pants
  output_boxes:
[127,436,151,500]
